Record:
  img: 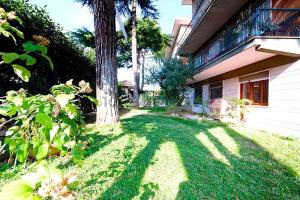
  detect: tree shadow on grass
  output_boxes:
[91,114,300,200]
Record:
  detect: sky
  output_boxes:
[28,0,191,84]
[29,0,191,34]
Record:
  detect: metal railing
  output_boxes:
[193,8,300,69]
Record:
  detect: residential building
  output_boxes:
[169,0,300,137]
[166,18,191,58]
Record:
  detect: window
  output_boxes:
[210,82,223,100]
[194,85,203,104]
[240,79,269,106]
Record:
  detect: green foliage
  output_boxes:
[0,0,95,96]
[0,7,53,83]
[0,7,23,42]
[148,57,194,105]
[194,96,202,104]
[83,47,96,66]
[70,27,95,48]
[140,91,166,107]
[0,80,96,164]
[226,98,251,120]
[0,162,77,200]
[116,18,170,68]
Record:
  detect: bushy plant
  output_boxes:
[148,57,194,106]
[226,98,251,121]
[0,80,97,165]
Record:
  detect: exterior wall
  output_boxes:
[216,60,300,137]
[245,60,300,137]
[182,87,194,111]
[202,84,209,102]
[221,78,240,115]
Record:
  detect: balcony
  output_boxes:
[178,0,249,51]
[192,8,300,69]
[177,0,215,46]
[191,0,215,27]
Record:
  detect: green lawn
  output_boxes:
[1,108,300,199]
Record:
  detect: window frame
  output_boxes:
[240,79,269,106]
[210,81,223,100]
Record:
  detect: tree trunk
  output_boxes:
[140,51,145,91]
[94,0,119,124]
[132,0,139,107]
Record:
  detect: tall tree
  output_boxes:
[117,0,158,107]
[116,18,170,90]
[94,0,119,124]
[70,27,95,48]
[75,0,160,109]
[76,0,119,124]
[131,0,139,106]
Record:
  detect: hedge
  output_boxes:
[0,0,95,97]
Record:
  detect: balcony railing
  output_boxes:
[177,0,215,47]
[193,8,300,69]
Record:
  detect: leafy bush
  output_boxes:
[0,0,95,96]
[225,98,251,121]
[0,80,97,165]
[0,161,78,200]
[148,57,194,105]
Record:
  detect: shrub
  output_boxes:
[225,98,251,121]
[148,57,194,106]
[0,80,97,165]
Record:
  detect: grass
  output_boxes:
[1,108,300,199]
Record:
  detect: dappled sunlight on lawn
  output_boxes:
[76,133,148,199]
[209,127,241,157]
[134,141,188,200]
[197,132,231,166]
[7,110,296,200]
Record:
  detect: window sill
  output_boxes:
[247,104,269,108]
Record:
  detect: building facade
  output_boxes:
[170,0,300,137]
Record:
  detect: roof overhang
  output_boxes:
[180,0,249,54]
[187,38,300,84]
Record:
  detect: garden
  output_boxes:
[0,0,300,200]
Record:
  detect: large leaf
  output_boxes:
[0,52,20,64]
[0,104,17,117]
[0,180,40,200]
[36,143,49,160]
[35,113,53,129]
[20,54,36,66]
[12,64,31,82]
[22,41,47,54]
[8,25,24,39]
[17,142,29,163]
[0,105,11,116]
[72,143,84,166]
[55,94,75,108]
[0,23,17,43]
[65,103,78,119]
